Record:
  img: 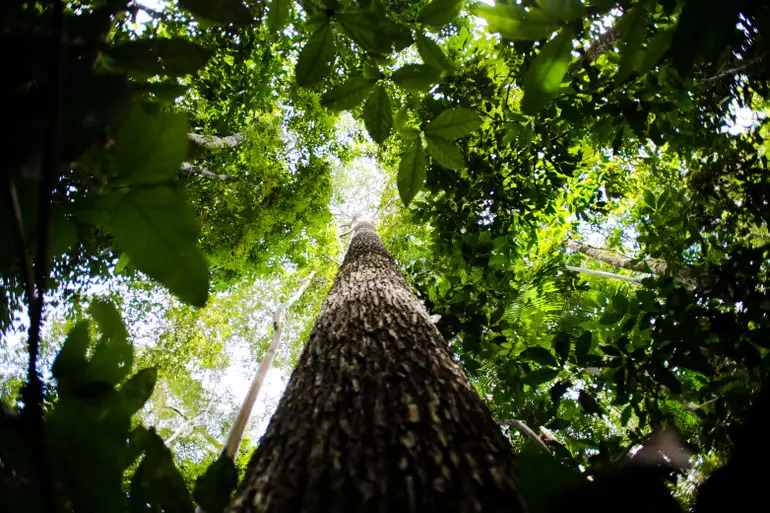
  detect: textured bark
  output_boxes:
[188,132,247,149]
[227,221,525,513]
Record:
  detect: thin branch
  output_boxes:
[703,53,767,83]
[565,265,644,284]
[188,132,247,149]
[180,162,238,182]
[222,270,317,459]
[499,419,552,454]
[5,179,36,305]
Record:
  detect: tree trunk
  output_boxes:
[227,220,525,513]
[564,265,644,284]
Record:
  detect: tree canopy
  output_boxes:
[1,0,769,512]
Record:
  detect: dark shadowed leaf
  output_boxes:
[120,368,157,415]
[114,105,188,186]
[471,3,557,41]
[417,34,452,70]
[296,22,336,86]
[321,78,377,110]
[425,136,465,170]
[424,107,482,140]
[363,85,393,143]
[179,0,253,25]
[522,368,561,386]
[87,299,133,385]
[520,28,574,115]
[397,140,427,206]
[111,38,214,77]
[52,321,90,382]
[517,442,583,513]
[417,0,464,28]
[268,0,290,31]
[536,0,584,22]
[194,455,238,513]
[110,187,209,307]
[391,64,442,91]
[521,347,560,367]
[130,432,194,513]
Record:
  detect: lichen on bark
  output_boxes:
[227,221,525,513]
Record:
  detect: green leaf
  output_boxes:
[391,64,442,91]
[397,141,427,206]
[599,310,622,325]
[615,6,648,82]
[120,368,157,416]
[637,28,674,75]
[52,321,90,382]
[363,85,393,143]
[552,331,571,362]
[417,34,452,71]
[296,22,336,86]
[336,11,395,55]
[620,404,633,426]
[575,331,592,363]
[643,189,656,209]
[425,136,465,170]
[178,0,253,25]
[130,432,195,513]
[130,81,188,102]
[516,442,583,513]
[520,347,560,367]
[193,455,238,513]
[110,187,209,307]
[87,299,133,385]
[470,3,557,41]
[612,294,629,315]
[424,107,482,140]
[321,78,377,110]
[522,368,560,386]
[110,38,214,77]
[267,0,290,32]
[114,105,188,186]
[535,0,584,22]
[417,0,464,28]
[520,28,574,115]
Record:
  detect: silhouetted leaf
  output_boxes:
[321,78,376,110]
[194,455,238,513]
[521,28,574,115]
[398,141,426,206]
[296,22,335,86]
[111,38,214,76]
[425,136,465,170]
[391,64,442,91]
[363,85,393,143]
[179,0,253,25]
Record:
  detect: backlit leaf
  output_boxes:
[424,107,482,139]
[296,22,336,86]
[321,78,376,110]
[520,28,574,115]
[398,141,427,206]
[425,136,465,170]
[363,85,393,143]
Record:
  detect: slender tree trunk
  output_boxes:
[227,220,525,513]
[223,271,316,460]
[567,240,694,286]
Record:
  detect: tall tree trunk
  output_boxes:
[567,240,695,286]
[227,220,524,513]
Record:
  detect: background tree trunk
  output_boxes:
[227,220,525,513]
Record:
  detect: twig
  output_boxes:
[499,419,552,454]
[703,54,767,83]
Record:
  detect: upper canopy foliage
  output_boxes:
[1,0,769,512]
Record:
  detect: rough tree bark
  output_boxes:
[227,219,525,513]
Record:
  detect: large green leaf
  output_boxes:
[391,64,442,91]
[615,6,648,82]
[417,0,464,28]
[416,34,452,71]
[470,3,557,41]
[110,38,214,77]
[424,107,482,139]
[120,368,157,416]
[321,78,376,110]
[520,347,560,367]
[194,455,238,513]
[336,11,395,55]
[535,0,585,22]
[363,85,393,143]
[267,0,290,32]
[295,22,336,86]
[87,299,133,385]
[110,187,209,307]
[114,105,188,186]
[425,136,465,170]
[397,141,427,206]
[520,28,574,115]
[178,0,253,25]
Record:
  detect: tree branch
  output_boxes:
[180,162,238,182]
[188,132,247,149]
[222,270,317,459]
[499,419,552,454]
[565,265,644,284]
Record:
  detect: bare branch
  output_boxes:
[180,162,238,182]
[222,270,317,459]
[565,265,644,284]
[499,419,552,454]
[188,132,247,149]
